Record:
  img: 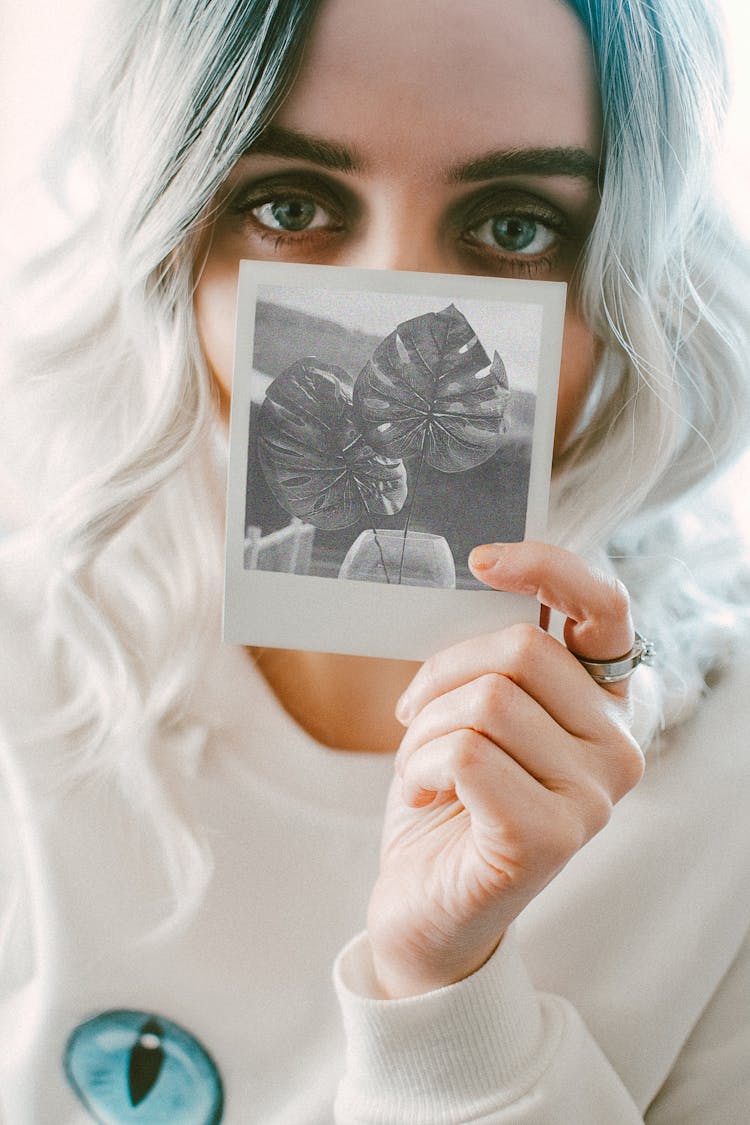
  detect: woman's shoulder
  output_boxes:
[647,629,750,843]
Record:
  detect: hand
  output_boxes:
[367,541,646,998]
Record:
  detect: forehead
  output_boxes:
[275,0,601,172]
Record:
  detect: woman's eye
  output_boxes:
[469,215,557,256]
[251,197,333,233]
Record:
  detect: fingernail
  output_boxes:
[395,690,415,724]
[469,543,506,572]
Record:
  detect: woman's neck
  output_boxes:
[249,647,419,754]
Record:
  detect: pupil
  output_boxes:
[271,199,316,231]
[492,216,536,251]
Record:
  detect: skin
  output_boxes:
[194,0,645,996]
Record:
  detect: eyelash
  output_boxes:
[457,206,565,277]
[229,187,345,241]
[228,184,568,277]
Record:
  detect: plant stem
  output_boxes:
[370,523,392,584]
[344,432,393,584]
[398,431,427,584]
[353,481,392,584]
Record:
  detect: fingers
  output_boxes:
[395,670,642,810]
[392,543,644,827]
[399,727,547,821]
[397,730,614,871]
[396,670,573,785]
[468,541,634,663]
[396,621,624,735]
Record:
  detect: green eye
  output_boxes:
[492,217,537,251]
[252,198,327,232]
[471,215,557,255]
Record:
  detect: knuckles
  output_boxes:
[611,729,646,796]
[416,621,549,703]
[446,727,489,774]
[503,621,547,677]
[594,712,646,798]
[469,671,516,719]
[579,784,614,839]
[602,574,632,621]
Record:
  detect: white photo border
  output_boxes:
[223,261,565,660]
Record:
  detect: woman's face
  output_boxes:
[195,0,602,454]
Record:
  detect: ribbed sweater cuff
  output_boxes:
[333,927,556,1123]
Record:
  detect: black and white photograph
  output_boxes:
[224,262,566,657]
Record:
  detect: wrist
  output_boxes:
[334,927,550,1121]
[371,933,505,999]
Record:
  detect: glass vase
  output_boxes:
[338,529,456,588]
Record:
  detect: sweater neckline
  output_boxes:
[196,631,396,825]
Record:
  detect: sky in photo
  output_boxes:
[258,284,544,395]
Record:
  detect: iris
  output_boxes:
[269,198,318,230]
[491,216,538,251]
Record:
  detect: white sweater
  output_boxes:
[1,604,749,1124]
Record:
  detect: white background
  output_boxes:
[0,1,747,535]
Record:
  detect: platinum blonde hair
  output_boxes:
[1,0,748,912]
[553,0,750,721]
[1,0,326,913]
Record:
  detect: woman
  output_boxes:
[1,0,748,1121]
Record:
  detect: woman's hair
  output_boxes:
[1,0,327,912]
[1,0,748,908]
[553,0,750,720]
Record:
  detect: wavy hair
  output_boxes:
[1,0,326,915]
[1,0,748,912]
[552,0,750,722]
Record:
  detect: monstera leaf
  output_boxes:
[257,359,408,531]
[353,304,509,472]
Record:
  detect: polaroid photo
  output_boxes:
[223,261,565,660]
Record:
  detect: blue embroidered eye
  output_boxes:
[64,1010,223,1124]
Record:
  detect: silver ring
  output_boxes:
[575,632,655,684]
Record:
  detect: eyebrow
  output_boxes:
[245,126,599,184]
[244,126,364,173]
[448,147,600,184]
